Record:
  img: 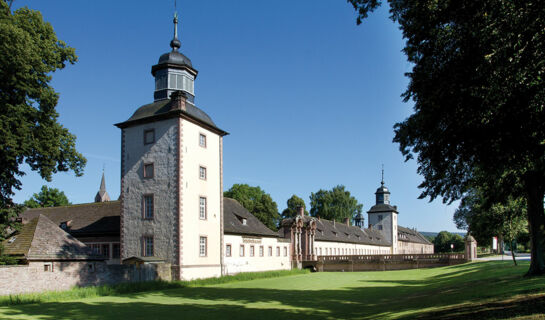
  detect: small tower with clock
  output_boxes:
[367,168,398,254]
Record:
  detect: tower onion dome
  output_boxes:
[151,12,198,102]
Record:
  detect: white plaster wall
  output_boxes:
[179,119,222,279]
[121,119,179,264]
[314,240,391,256]
[223,234,291,275]
[397,241,434,254]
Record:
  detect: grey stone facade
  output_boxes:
[121,118,180,265]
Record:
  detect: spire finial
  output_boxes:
[381,164,384,186]
[170,1,181,52]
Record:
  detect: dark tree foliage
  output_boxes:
[454,188,527,264]
[224,184,280,231]
[348,0,545,275]
[23,185,71,208]
[433,231,465,253]
[0,2,86,240]
[309,185,363,223]
[281,195,308,219]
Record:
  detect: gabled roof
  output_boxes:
[280,216,391,246]
[2,215,105,261]
[398,226,433,245]
[20,201,120,237]
[223,198,278,238]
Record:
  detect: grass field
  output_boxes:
[0,261,544,319]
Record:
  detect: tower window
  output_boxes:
[144,129,155,145]
[143,236,153,257]
[378,215,383,221]
[143,194,154,219]
[199,166,207,180]
[143,163,154,179]
[199,134,206,147]
[377,225,383,230]
[199,236,207,257]
[199,197,207,220]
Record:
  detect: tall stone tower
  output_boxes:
[115,12,228,280]
[367,170,398,254]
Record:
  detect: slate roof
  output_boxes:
[20,201,120,237]
[397,226,433,245]
[280,216,391,246]
[2,215,105,261]
[367,203,398,214]
[114,99,228,136]
[223,198,279,238]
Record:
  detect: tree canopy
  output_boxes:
[349,0,545,275]
[281,195,308,219]
[433,231,465,253]
[224,184,280,231]
[0,2,86,239]
[23,185,71,208]
[309,185,363,223]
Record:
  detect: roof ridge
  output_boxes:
[25,200,120,211]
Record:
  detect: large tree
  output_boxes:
[349,0,545,275]
[309,185,363,223]
[23,185,71,208]
[0,2,86,239]
[224,184,280,231]
[454,189,527,265]
[281,195,308,219]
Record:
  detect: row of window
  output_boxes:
[142,194,208,220]
[143,129,207,148]
[225,244,288,258]
[142,236,208,257]
[316,247,388,256]
[154,74,194,93]
[88,243,121,259]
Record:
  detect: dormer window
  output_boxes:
[235,214,247,226]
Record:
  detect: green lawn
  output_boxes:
[1,261,544,319]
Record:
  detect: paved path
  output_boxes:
[477,252,530,261]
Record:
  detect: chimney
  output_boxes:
[344,217,350,226]
[170,91,187,111]
[297,206,304,217]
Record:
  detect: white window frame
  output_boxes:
[199,196,207,220]
[199,236,207,257]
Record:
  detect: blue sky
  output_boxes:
[11,0,462,232]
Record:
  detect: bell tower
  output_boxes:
[367,167,398,254]
[116,8,228,280]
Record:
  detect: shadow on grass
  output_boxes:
[1,261,543,320]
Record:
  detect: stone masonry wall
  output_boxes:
[0,261,171,296]
[121,119,180,264]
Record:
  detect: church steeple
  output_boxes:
[95,171,111,203]
[151,9,198,102]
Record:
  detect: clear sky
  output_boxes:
[11,0,462,232]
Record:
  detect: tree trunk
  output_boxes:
[511,240,517,266]
[525,173,545,276]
